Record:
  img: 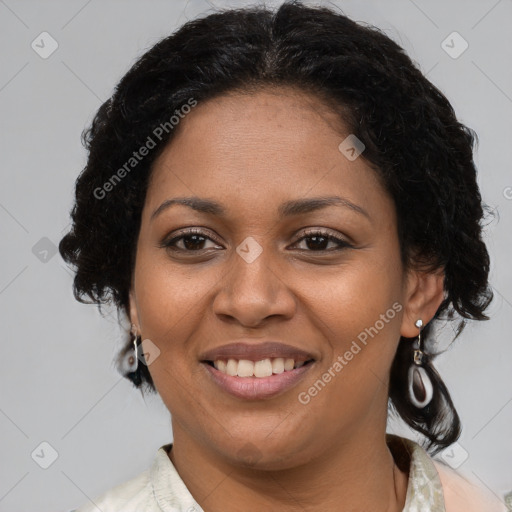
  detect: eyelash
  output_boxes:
[160,227,351,253]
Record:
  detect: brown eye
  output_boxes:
[293,230,351,251]
[160,228,223,252]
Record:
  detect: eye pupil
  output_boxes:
[183,234,205,250]
[306,235,328,250]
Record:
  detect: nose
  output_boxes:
[212,244,297,328]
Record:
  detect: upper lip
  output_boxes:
[199,341,316,363]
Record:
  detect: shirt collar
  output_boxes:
[387,434,446,511]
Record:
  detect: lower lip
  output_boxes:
[201,362,314,400]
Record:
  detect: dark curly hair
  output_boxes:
[59,0,493,455]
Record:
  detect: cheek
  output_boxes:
[301,249,403,342]
[132,256,217,397]
[294,251,404,405]
[133,249,218,339]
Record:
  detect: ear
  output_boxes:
[400,267,445,338]
[129,287,140,332]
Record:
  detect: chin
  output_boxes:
[212,434,311,471]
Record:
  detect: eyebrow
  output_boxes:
[150,195,370,221]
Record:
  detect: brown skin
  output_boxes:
[129,86,445,511]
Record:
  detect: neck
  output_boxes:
[168,425,408,512]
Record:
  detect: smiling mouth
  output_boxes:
[203,357,315,378]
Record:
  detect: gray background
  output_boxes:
[0,0,511,510]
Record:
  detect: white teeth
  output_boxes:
[226,358,238,376]
[237,359,254,377]
[254,359,273,377]
[272,357,284,374]
[214,360,227,373]
[211,357,310,377]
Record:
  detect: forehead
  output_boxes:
[150,87,346,176]
[145,87,388,220]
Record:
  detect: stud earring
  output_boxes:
[407,319,434,408]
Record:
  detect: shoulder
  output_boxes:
[433,460,508,512]
[73,468,154,512]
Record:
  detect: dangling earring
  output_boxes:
[408,319,433,408]
[130,323,139,372]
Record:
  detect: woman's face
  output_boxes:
[129,87,437,468]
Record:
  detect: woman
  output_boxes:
[61,1,506,510]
